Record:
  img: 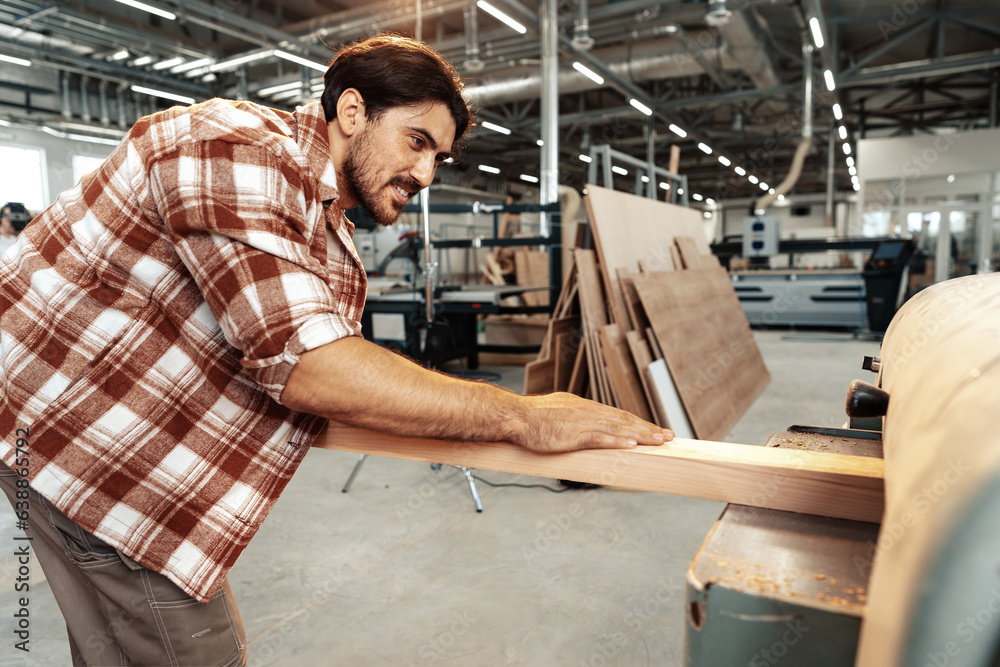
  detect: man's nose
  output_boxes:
[410,153,436,188]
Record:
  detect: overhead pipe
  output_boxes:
[464,36,725,106]
[463,2,484,74]
[571,0,594,51]
[755,41,813,211]
[117,84,128,129]
[60,72,72,120]
[79,76,91,123]
[539,0,559,239]
[99,80,110,126]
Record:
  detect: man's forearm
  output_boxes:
[281,336,672,453]
[282,336,524,443]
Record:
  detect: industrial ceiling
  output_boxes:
[0,0,998,208]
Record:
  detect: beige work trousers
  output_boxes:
[0,462,247,666]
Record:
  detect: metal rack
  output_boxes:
[586,144,689,206]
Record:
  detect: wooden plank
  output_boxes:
[633,268,770,442]
[523,358,555,395]
[567,337,589,396]
[584,185,709,328]
[645,359,694,439]
[624,330,659,425]
[515,248,550,307]
[617,268,650,334]
[553,332,578,393]
[674,236,708,270]
[314,423,885,524]
[646,326,664,361]
[598,324,652,421]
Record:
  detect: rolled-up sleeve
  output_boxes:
[148,139,362,401]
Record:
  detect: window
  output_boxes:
[0,145,47,211]
[72,155,106,184]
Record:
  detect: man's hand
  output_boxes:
[511,392,673,453]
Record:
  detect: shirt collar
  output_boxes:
[294,101,339,203]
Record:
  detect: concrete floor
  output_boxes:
[0,329,882,666]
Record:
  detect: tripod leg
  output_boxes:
[342,454,368,493]
[459,467,483,512]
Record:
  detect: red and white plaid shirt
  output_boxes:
[0,99,366,603]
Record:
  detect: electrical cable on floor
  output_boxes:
[471,474,573,493]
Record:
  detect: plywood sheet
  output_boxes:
[584,185,709,328]
[315,423,884,523]
[645,359,694,439]
[598,324,652,421]
[632,268,770,442]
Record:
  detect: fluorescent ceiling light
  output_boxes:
[172,57,213,74]
[853,182,860,191]
[479,164,501,174]
[151,56,183,71]
[579,154,592,163]
[768,188,775,195]
[209,50,274,72]
[520,174,539,183]
[572,61,604,85]
[705,198,716,206]
[808,17,824,49]
[677,187,684,195]
[659,182,669,191]
[131,85,195,105]
[611,165,628,176]
[697,142,712,155]
[269,88,307,101]
[832,103,843,120]
[843,142,852,155]
[274,50,328,72]
[777,194,785,201]
[0,54,31,67]
[691,193,703,201]
[114,0,176,21]
[481,121,511,135]
[838,125,848,140]
[849,166,857,176]
[759,182,769,190]
[641,175,649,183]
[718,155,731,167]
[629,98,653,116]
[734,166,746,176]
[846,156,855,167]
[536,139,544,146]
[477,1,527,35]
[257,81,303,97]
[131,55,153,67]
[824,69,836,91]
[111,50,130,61]
[668,124,687,138]
[748,174,759,184]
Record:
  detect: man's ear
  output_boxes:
[336,88,365,138]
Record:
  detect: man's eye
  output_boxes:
[412,136,425,148]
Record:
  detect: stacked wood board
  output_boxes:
[525,185,770,441]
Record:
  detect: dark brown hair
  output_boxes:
[322,34,473,146]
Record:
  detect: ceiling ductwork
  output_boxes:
[465,33,729,107]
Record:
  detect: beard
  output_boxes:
[342,123,421,227]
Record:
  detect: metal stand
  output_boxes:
[341,454,484,512]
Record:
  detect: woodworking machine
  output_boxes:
[686,272,1000,667]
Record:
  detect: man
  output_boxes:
[0,35,670,665]
[0,203,27,255]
